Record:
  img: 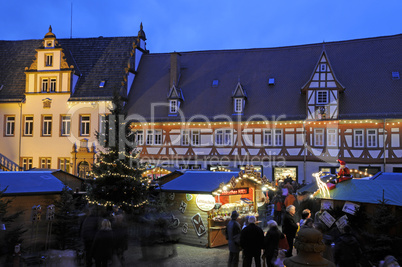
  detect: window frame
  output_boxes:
[326,128,337,147]
[273,129,283,146]
[135,130,144,146]
[60,115,71,136]
[42,115,52,137]
[23,115,34,136]
[191,130,201,146]
[314,128,324,147]
[316,90,328,104]
[170,100,178,113]
[181,130,190,146]
[354,129,364,148]
[215,129,233,146]
[39,157,52,169]
[21,157,33,171]
[146,130,153,145]
[234,98,243,113]
[45,53,53,67]
[263,129,273,146]
[4,115,15,137]
[366,129,378,148]
[79,115,91,137]
[58,158,70,173]
[154,129,163,145]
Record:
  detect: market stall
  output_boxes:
[159,166,274,247]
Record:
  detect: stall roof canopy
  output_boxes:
[369,172,402,181]
[316,177,402,207]
[0,171,68,195]
[159,171,239,194]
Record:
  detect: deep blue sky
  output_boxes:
[1,0,401,53]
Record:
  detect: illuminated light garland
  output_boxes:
[314,171,330,198]
[84,195,149,208]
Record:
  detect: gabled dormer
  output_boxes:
[167,85,184,115]
[301,51,345,120]
[25,26,77,94]
[232,82,247,114]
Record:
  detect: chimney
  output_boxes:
[170,52,181,88]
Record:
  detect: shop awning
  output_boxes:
[159,171,239,194]
[315,177,402,207]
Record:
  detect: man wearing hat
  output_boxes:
[226,210,242,267]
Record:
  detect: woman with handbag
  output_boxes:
[263,220,285,267]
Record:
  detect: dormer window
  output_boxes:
[316,90,328,104]
[170,100,178,113]
[45,54,53,67]
[41,78,57,92]
[234,98,243,113]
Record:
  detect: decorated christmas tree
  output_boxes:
[88,91,149,212]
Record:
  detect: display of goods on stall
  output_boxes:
[210,201,258,222]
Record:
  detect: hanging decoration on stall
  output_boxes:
[342,202,360,215]
[168,214,180,229]
[319,210,336,228]
[168,192,175,201]
[335,215,348,231]
[212,165,274,196]
[179,201,187,214]
[191,213,207,237]
[182,223,188,234]
[321,200,334,210]
[186,194,193,201]
[196,194,216,211]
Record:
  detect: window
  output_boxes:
[42,78,49,92]
[45,54,53,66]
[263,129,272,146]
[319,166,337,175]
[327,128,337,147]
[41,77,56,92]
[354,129,364,147]
[274,129,283,146]
[170,100,178,113]
[135,130,144,145]
[58,158,70,172]
[314,129,324,146]
[146,130,153,145]
[234,98,243,112]
[24,116,34,136]
[42,115,52,136]
[154,130,162,145]
[192,130,200,146]
[316,90,328,104]
[182,130,190,146]
[215,129,232,146]
[50,79,56,92]
[5,116,15,136]
[40,157,51,169]
[367,129,377,147]
[320,64,326,72]
[80,115,90,136]
[145,129,162,145]
[21,157,33,171]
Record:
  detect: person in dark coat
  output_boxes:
[334,225,362,267]
[81,208,100,267]
[263,220,284,267]
[226,210,242,267]
[282,205,299,257]
[240,216,264,267]
[91,219,114,267]
[111,212,128,266]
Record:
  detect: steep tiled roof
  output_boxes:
[127,34,402,121]
[0,36,138,102]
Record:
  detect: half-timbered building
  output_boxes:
[126,34,402,183]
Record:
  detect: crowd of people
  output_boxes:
[80,205,128,267]
[226,176,400,267]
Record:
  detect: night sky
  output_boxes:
[1,0,401,53]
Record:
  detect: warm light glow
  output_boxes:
[314,171,330,198]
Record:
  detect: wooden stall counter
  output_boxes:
[209,226,227,248]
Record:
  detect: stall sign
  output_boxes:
[196,194,216,211]
[342,202,360,215]
[335,215,348,231]
[319,211,336,228]
[192,213,207,237]
[220,188,249,196]
[321,200,334,210]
